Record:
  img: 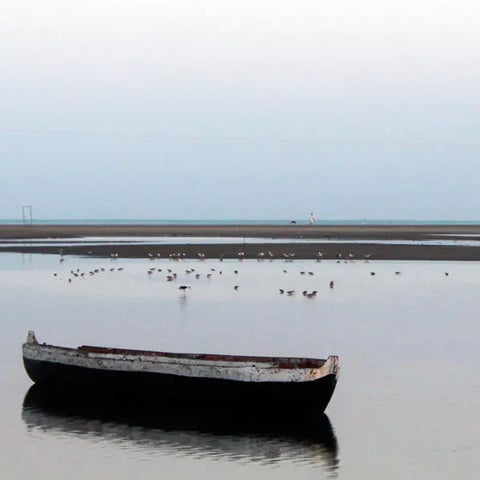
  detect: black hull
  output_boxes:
[23,357,337,411]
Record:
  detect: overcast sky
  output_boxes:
[1,0,479,220]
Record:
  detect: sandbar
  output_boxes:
[1,224,480,261]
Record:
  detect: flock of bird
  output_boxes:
[53,266,124,283]
[53,251,451,293]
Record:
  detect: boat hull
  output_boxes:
[22,331,338,411]
[23,357,337,411]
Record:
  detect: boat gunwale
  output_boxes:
[23,342,330,370]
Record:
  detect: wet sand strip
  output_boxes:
[2,223,480,240]
[2,241,480,261]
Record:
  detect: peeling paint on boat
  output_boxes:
[23,331,338,383]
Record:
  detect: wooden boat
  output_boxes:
[22,331,339,411]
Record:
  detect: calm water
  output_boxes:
[2,236,480,248]
[1,253,479,479]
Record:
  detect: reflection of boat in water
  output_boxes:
[22,384,339,471]
[23,331,339,411]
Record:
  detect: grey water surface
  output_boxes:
[1,253,479,479]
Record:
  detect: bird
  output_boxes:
[286,290,295,295]
[329,281,334,288]
[370,272,376,276]
[234,285,239,290]
[279,289,285,294]
[445,272,449,276]
[178,285,191,291]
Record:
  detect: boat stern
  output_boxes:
[327,355,340,380]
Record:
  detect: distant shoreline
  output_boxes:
[1,224,480,261]
[2,219,480,227]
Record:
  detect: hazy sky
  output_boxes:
[1,0,479,220]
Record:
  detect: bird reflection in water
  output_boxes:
[22,384,339,473]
